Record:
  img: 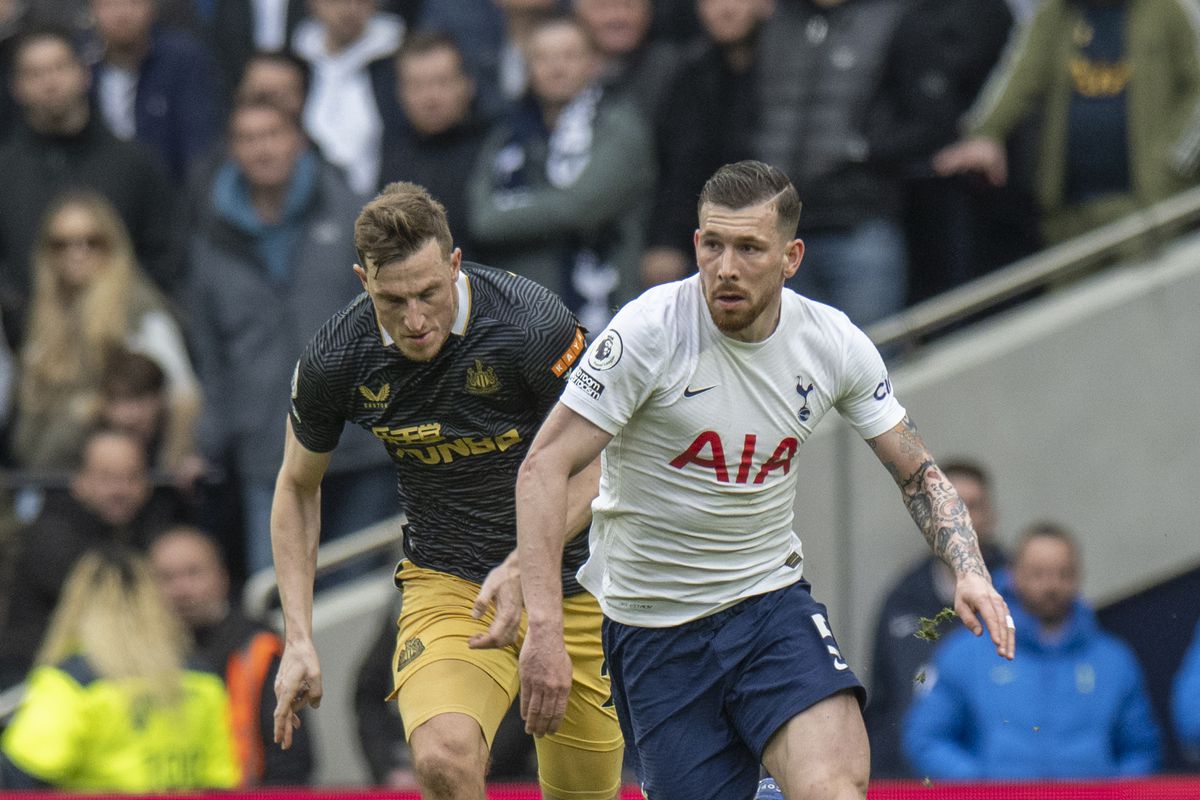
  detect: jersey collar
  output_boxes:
[377,269,473,346]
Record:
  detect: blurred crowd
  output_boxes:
[1,0,1200,791]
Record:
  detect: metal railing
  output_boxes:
[242,513,406,620]
[865,185,1200,354]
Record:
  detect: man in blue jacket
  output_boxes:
[904,521,1161,779]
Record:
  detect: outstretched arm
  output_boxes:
[515,403,613,735]
[869,415,1014,660]
[469,454,602,650]
[271,421,333,749]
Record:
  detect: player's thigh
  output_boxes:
[760,689,869,799]
[535,592,624,800]
[390,561,520,746]
[601,614,760,800]
[727,583,867,799]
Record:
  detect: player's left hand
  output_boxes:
[519,628,572,736]
[469,552,523,649]
[954,571,1016,660]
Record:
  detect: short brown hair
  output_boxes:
[698,160,801,237]
[1016,521,1079,562]
[942,459,991,491]
[228,97,300,134]
[397,30,464,66]
[102,349,166,400]
[354,182,453,272]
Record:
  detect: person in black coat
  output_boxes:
[641,0,773,287]
[0,26,183,346]
[378,31,492,260]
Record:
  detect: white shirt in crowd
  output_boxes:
[293,13,404,195]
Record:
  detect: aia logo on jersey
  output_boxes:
[669,431,797,484]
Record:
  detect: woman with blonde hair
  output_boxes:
[13,191,199,471]
[0,547,240,791]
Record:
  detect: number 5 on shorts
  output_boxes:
[811,613,849,671]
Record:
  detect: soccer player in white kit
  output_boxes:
[514,161,1015,800]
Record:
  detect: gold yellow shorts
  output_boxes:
[388,560,623,799]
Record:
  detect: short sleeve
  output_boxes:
[518,298,587,417]
[559,297,667,435]
[288,343,346,454]
[834,324,906,439]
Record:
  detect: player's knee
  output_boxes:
[413,746,487,796]
[788,760,868,800]
[410,726,488,795]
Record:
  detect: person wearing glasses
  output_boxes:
[11,191,198,474]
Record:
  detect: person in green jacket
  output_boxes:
[934,0,1200,246]
[0,547,240,792]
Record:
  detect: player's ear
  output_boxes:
[353,262,369,290]
[783,238,804,280]
[449,247,462,279]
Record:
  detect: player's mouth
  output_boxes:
[713,291,747,309]
[406,331,435,345]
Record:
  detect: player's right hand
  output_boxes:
[519,629,572,736]
[273,639,323,750]
[469,553,523,649]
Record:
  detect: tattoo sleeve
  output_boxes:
[873,416,990,579]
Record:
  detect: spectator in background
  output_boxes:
[188,99,394,577]
[905,522,1161,779]
[210,0,305,98]
[866,460,1008,778]
[149,526,314,786]
[469,14,654,331]
[292,0,404,194]
[89,0,222,182]
[0,27,182,343]
[187,50,312,210]
[234,50,310,122]
[12,192,199,473]
[0,547,240,791]
[380,32,492,258]
[573,0,683,128]
[1174,618,1200,760]
[98,348,212,497]
[934,0,1200,247]
[0,428,183,689]
[867,0,1038,304]
[641,0,771,287]
[417,0,560,115]
[754,0,910,327]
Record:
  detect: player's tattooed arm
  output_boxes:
[869,416,989,580]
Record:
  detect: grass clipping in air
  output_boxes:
[914,606,957,642]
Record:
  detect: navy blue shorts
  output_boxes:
[602,580,865,800]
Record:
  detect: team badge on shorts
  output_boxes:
[588,330,623,370]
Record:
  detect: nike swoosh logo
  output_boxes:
[683,385,717,398]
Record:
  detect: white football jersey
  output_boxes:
[562,276,905,626]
